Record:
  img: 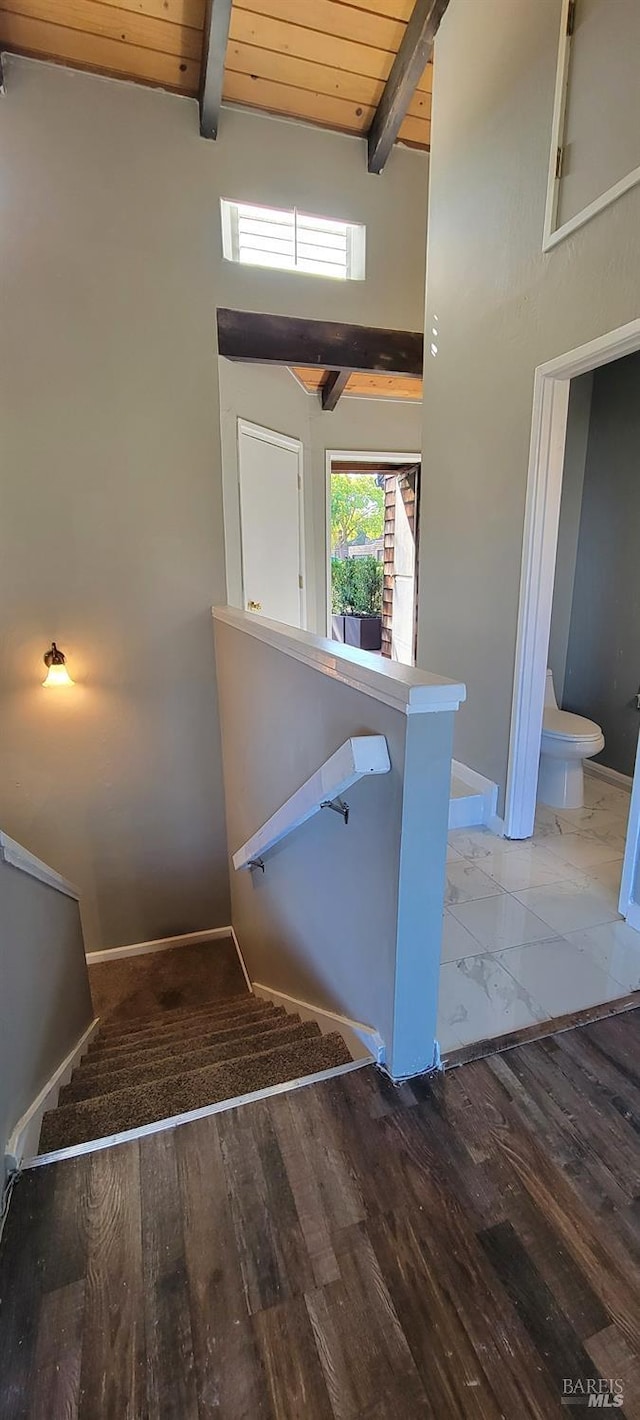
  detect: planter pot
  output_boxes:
[331,614,346,643]
[344,615,382,652]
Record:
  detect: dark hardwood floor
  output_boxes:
[2,1006,640,1417]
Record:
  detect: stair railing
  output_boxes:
[232,735,391,872]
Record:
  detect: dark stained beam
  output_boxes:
[217,309,423,377]
[367,0,450,174]
[199,0,233,140]
[321,370,350,412]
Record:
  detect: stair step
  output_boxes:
[92,994,267,1048]
[61,1020,319,1104]
[75,1010,296,1081]
[96,991,254,1039]
[38,1033,353,1153]
[89,1003,280,1059]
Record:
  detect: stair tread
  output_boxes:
[61,1020,319,1103]
[89,1003,280,1058]
[38,1033,353,1153]
[96,991,255,1038]
[77,1010,297,1077]
[93,994,268,1045]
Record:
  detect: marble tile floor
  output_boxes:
[438,772,639,1053]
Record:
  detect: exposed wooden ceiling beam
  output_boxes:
[200,0,233,140]
[367,0,450,174]
[321,370,350,412]
[217,310,423,377]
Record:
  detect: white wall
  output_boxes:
[0,56,428,950]
[218,360,422,634]
[418,0,640,810]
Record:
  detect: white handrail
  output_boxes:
[233,735,391,871]
[0,831,80,900]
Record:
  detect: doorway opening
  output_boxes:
[325,451,420,666]
[507,316,640,935]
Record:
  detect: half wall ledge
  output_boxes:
[211,606,466,717]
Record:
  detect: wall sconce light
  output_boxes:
[42,642,74,688]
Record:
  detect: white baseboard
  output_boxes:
[86,926,235,964]
[252,981,384,1064]
[229,927,253,994]
[5,1017,99,1171]
[585,762,633,791]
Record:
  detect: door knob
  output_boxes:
[247,600,262,612]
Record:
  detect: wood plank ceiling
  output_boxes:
[0,0,432,151]
[292,366,423,401]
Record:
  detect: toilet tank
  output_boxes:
[544,668,558,708]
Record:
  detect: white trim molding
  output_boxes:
[0,831,80,900]
[252,981,384,1064]
[212,605,465,716]
[5,1017,99,1171]
[543,0,640,251]
[86,926,236,965]
[505,317,640,840]
[324,448,421,639]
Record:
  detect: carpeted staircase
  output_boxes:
[38,992,352,1155]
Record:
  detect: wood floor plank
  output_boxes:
[0,1167,56,1420]
[253,1296,333,1420]
[77,1141,147,1420]
[475,1060,640,1356]
[30,1280,85,1420]
[501,1182,610,1342]
[367,1207,508,1419]
[374,1112,564,1415]
[3,1005,640,1417]
[139,1128,199,1420]
[175,1115,271,1419]
[478,1220,602,1393]
[305,1221,432,1418]
[586,1324,640,1414]
[217,1102,315,1314]
[268,1092,341,1288]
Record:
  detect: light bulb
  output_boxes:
[42,642,74,687]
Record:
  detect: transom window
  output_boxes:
[220,200,366,281]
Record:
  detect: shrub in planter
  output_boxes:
[331,555,382,616]
[331,555,383,650]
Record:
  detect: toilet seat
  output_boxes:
[542,707,603,744]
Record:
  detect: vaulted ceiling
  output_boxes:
[0,0,434,156]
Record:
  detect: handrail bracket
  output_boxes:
[248,857,265,873]
[321,797,350,825]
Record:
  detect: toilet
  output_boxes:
[538,669,605,810]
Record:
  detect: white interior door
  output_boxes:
[237,419,305,628]
[391,471,417,665]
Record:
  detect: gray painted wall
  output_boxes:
[0,55,427,951]
[0,863,93,1177]
[418,0,640,813]
[563,352,640,775]
[558,0,640,228]
[214,618,454,1078]
[218,360,422,634]
[548,371,593,696]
